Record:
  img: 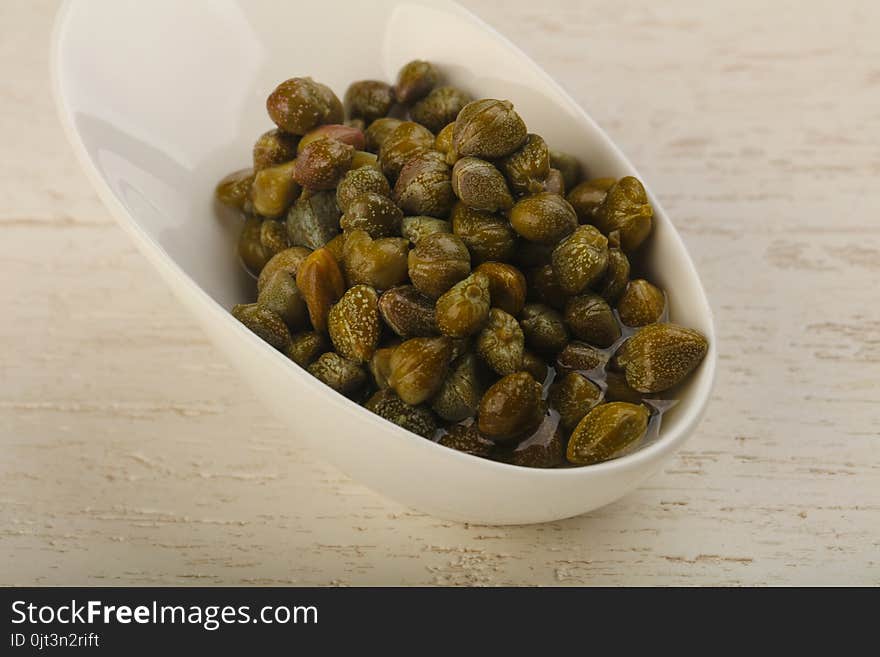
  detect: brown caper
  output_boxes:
[340,192,403,238]
[438,424,494,458]
[509,420,565,468]
[257,270,308,330]
[593,176,654,252]
[395,60,439,105]
[351,150,381,171]
[401,216,451,245]
[451,157,514,213]
[257,246,311,292]
[433,122,455,159]
[474,262,527,316]
[342,230,410,290]
[368,344,397,389]
[514,241,554,268]
[364,117,403,153]
[259,218,289,258]
[564,293,621,348]
[297,124,366,154]
[292,138,354,190]
[549,372,603,432]
[286,189,341,250]
[431,353,487,422]
[344,80,395,124]
[567,402,650,465]
[253,130,299,172]
[551,224,609,295]
[519,303,569,356]
[216,168,255,209]
[550,151,582,191]
[286,331,329,368]
[336,166,392,214]
[556,341,606,375]
[296,247,346,333]
[476,308,524,376]
[251,160,300,218]
[365,389,438,439]
[327,285,380,363]
[308,352,367,397]
[435,272,491,338]
[452,99,527,160]
[451,202,517,264]
[314,81,345,125]
[378,285,438,338]
[267,77,341,135]
[521,350,548,384]
[410,86,471,133]
[567,177,615,223]
[509,192,577,245]
[379,121,435,182]
[393,150,454,218]
[407,232,471,298]
[388,336,454,405]
[499,134,550,196]
[617,279,666,327]
[477,372,543,443]
[238,216,270,276]
[603,370,646,404]
[526,264,567,310]
[615,323,708,393]
[232,303,291,351]
[597,245,630,304]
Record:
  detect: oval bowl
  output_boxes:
[51,0,716,524]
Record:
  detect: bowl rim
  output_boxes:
[49,0,717,481]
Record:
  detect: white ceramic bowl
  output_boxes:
[51,0,716,524]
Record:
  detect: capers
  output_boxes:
[336,166,392,214]
[564,293,621,348]
[252,160,300,218]
[451,202,517,264]
[477,372,543,443]
[393,150,454,218]
[257,270,308,330]
[509,192,577,245]
[451,157,514,213]
[342,230,410,290]
[232,303,291,350]
[308,352,367,396]
[257,246,311,292]
[293,138,354,190]
[499,134,550,196]
[615,323,708,393]
[556,341,606,375]
[216,168,255,209]
[364,117,403,153]
[238,216,270,276]
[593,176,654,252]
[287,189,341,250]
[476,308,524,376]
[297,124,365,154]
[567,177,615,223]
[378,285,438,338]
[395,60,439,105]
[549,372,602,432]
[542,168,565,196]
[436,272,491,338]
[344,80,395,123]
[286,331,329,367]
[520,303,569,356]
[368,344,397,389]
[410,86,471,133]
[617,279,666,327]
[521,350,549,384]
[401,216,451,245]
[365,389,438,439]
[267,77,342,135]
[388,336,454,405]
[452,99,527,160]
[596,245,630,304]
[550,151,581,191]
[438,424,494,458]
[434,122,455,158]
[260,218,289,258]
[407,232,471,298]
[296,247,346,333]
[340,192,403,238]
[603,370,646,404]
[526,264,567,310]
[328,285,380,363]
[567,402,650,465]
[379,121,435,182]
[474,262,526,316]
[509,421,565,468]
[551,224,609,295]
[431,353,486,422]
[253,130,299,172]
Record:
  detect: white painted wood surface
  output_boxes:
[1,0,878,585]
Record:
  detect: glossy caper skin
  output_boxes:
[364,117,403,153]
[615,323,708,393]
[477,372,544,443]
[451,157,514,213]
[476,308,524,376]
[308,352,367,397]
[435,272,491,338]
[393,150,454,218]
[551,224,609,295]
[593,176,654,252]
[556,341,606,375]
[520,303,569,356]
[401,216,451,245]
[328,285,380,363]
[567,177,615,223]
[379,121,435,182]
[567,402,650,465]
[474,262,526,316]
[452,98,527,160]
[431,353,486,422]
[525,264,567,310]
[550,151,582,191]
[296,247,346,333]
[287,189,340,250]
[395,60,439,105]
[451,202,517,264]
[433,122,455,159]
[216,168,255,209]
[407,232,471,298]
[368,344,397,389]
[342,230,410,290]
[603,370,646,404]
[499,134,550,196]
[260,218,289,258]
[509,421,565,468]
[597,247,630,304]
[297,124,365,153]
[388,336,454,405]
[253,130,299,172]
[267,77,342,135]
[438,424,494,458]
[286,331,329,368]
[509,192,578,245]
[336,166,391,213]
[365,389,438,439]
[521,350,548,384]
[252,160,300,218]
[564,293,621,348]
[340,192,403,238]
[344,80,395,124]
[257,246,311,292]
[410,86,471,133]
[238,216,270,276]
[617,279,666,327]
[292,138,354,190]
[549,372,603,432]
[232,303,291,350]
[257,270,308,330]
[378,285,438,338]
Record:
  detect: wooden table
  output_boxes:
[2,0,878,586]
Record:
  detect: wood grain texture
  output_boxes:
[1,0,878,586]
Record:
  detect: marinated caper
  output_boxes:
[257,246,311,292]
[286,331,329,368]
[344,80,395,124]
[521,350,549,384]
[615,323,708,393]
[364,117,403,153]
[549,372,603,432]
[509,420,565,468]
[410,86,471,133]
[401,216,451,245]
[451,202,517,264]
[238,216,270,276]
[350,150,380,171]
[379,121,435,182]
[259,218,289,258]
[342,230,410,290]
[451,157,514,213]
[551,224,609,295]
[296,247,346,333]
[603,370,646,404]
[253,130,299,172]
[297,124,365,154]
[395,60,439,105]
[556,341,606,375]
[593,176,654,252]
[393,150,454,218]
[617,279,666,327]
[388,336,454,405]
[336,166,392,214]
[567,177,615,223]
[564,293,621,348]
[232,303,291,351]
[267,77,341,135]
[596,245,630,304]
[257,270,308,330]
[477,372,543,443]
[365,389,438,439]
[287,189,341,250]
[550,151,582,191]
[368,344,397,389]
[378,285,438,338]
[252,160,300,218]
[514,241,554,268]
[542,168,565,196]
[434,122,455,159]
[431,353,486,422]
[293,138,354,190]
[308,352,367,396]
[567,402,650,465]
[509,192,577,245]
[407,232,471,298]
[438,424,494,458]
[476,308,524,376]
[328,285,380,363]
[216,168,255,209]
[452,99,527,160]
[499,134,550,196]
[474,262,526,316]
[340,192,403,238]
[526,264,567,310]
[435,272,491,338]
[520,303,569,356]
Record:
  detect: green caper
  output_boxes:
[378,285,438,338]
[351,150,381,171]
[342,230,410,290]
[340,192,403,238]
[550,150,582,191]
[603,370,646,404]
[542,168,565,196]
[379,121,435,182]
[525,264,567,310]
[368,344,397,389]
[476,308,524,376]
[615,323,708,393]
[257,270,308,330]
[308,352,367,396]
[549,372,603,432]
[410,86,472,133]
[344,80,395,123]
[260,218,289,258]
[286,189,341,250]
[556,341,606,375]
[232,303,291,350]
[297,124,365,153]
[567,402,650,465]
[566,177,615,223]
[519,303,569,356]
[393,150,454,218]
[238,216,270,276]
[596,245,630,304]
[314,81,345,125]
[295,247,346,333]
[521,350,548,384]
[253,130,299,171]
[452,99,527,160]
[477,372,543,443]
[433,122,455,159]
[257,246,311,292]
[617,279,666,327]
[509,421,564,468]
[364,117,403,153]
[474,262,526,316]
[286,331,329,367]
[509,192,577,245]
[499,134,550,196]
[551,224,609,295]
[438,424,494,458]
[451,202,517,264]
[365,388,438,439]
[327,285,380,363]
[451,157,514,213]
[401,216,451,245]
[388,336,454,405]
[564,293,621,348]
[336,166,392,214]
[431,353,487,422]
[407,232,471,298]
[435,272,491,338]
[267,77,341,135]
[593,176,654,252]
[292,138,354,190]
[395,60,439,105]
[216,168,255,209]
[251,160,300,218]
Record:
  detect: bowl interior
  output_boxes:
[53,0,715,464]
